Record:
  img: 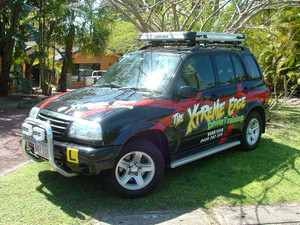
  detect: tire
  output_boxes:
[105,139,165,198]
[240,111,262,151]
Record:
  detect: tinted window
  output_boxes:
[177,55,216,90]
[232,55,246,82]
[193,56,216,89]
[215,55,236,86]
[177,63,199,89]
[243,55,261,80]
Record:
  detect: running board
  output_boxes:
[170,140,241,168]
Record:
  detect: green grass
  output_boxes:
[1,101,299,224]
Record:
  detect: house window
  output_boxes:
[72,63,100,82]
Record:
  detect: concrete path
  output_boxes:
[94,204,300,225]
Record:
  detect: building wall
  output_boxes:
[73,53,120,69]
[71,52,120,87]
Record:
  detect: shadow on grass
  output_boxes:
[36,137,299,223]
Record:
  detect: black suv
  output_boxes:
[22,32,269,197]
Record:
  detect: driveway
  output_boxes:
[0,109,31,176]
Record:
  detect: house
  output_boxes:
[8,41,121,91]
[64,51,120,87]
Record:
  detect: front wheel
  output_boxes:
[240,111,262,151]
[105,139,165,198]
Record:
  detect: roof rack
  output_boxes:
[139,31,246,47]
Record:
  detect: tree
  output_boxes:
[107,20,141,55]
[108,0,299,33]
[245,7,300,97]
[56,0,111,92]
[0,0,39,97]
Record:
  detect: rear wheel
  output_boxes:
[105,139,165,198]
[241,111,262,151]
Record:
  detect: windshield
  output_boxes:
[96,51,181,93]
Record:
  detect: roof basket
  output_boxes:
[139,31,245,47]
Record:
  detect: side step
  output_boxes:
[170,141,241,168]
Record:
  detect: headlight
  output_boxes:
[29,107,40,118]
[69,119,103,141]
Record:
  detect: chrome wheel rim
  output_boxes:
[246,118,260,146]
[115,151,155,190]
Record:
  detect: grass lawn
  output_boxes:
[0,101,299,224]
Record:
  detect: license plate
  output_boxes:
[34,143,49,159]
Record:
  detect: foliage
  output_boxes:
[245,7,300,97]
[76,4,111,57]
[0,0,40,96]
[54,0,112,92]
[107,20,142,55]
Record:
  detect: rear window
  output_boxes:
[243,55,261,80]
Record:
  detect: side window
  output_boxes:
[231,55,246,82]
[177,55,216,90]
[215,55,236,86]
[177,62,200,89]
[193,56,216,89]
[243,55,261,80]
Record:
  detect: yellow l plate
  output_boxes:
[67,147,79,164]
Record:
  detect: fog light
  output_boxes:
[22,123,33,136]
[33,127,46,141]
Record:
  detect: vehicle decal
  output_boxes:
[200,128,224,144]
[40,92,69,109]
[172,113,184,128]
[186,99,226,135]
[67,87,268,138]
[81,93,203,119]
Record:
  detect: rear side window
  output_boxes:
[243,55,261,80]
[232,55,246,82]
[215,55,236,86]
[178,55,216,90]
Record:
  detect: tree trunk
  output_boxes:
[39,0,52,96]
[283,74,287,98]
[0,6,20,97]
[0,52,12,96]
[58,13,75,92]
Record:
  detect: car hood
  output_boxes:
[37,87,153,119]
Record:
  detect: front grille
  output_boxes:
[38,112,71,138]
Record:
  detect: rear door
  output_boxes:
[213,53,247,143]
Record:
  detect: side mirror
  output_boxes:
[177,86,198,98]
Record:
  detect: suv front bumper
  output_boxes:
[22,117,121,177]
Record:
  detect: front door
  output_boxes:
[174,54,226,153]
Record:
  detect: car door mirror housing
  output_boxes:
[177,86,198,98]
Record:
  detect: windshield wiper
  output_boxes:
[92,83,121,89]
[119,87,150,92]
[120,87,163,95]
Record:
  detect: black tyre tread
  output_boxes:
[240,111,262,151]
[104,138,165,198]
